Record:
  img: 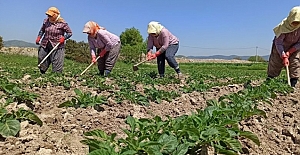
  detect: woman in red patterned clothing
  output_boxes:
[35,7,72,74]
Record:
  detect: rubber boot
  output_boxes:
[40,69,46,74]
[104,70,111,77]
[175,68,182,78]
[266,76,274,81]
[99,70,104,76]
[175,68,181,74]
[290,78,298,87]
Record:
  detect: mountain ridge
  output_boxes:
[186,55,270,61]
[4,40,38,48]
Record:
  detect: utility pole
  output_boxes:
[255,46,258,62]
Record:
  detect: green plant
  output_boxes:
[58,88,107,109]
[145,88,179,103]
[0,83,38,104]
[0,107,42,137]
[81,78,293,155]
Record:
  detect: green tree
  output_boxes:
[233,56,242,60]
[0,36,3,50]
[120,27,143,46]
[65,39,90,63]
[248,55,266,62]
[120,27,146,63]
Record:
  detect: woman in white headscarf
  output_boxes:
[146,21,181,78]
[267,6,300,87]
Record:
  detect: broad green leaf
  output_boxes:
[84,129,107,139]
[158,134,178,153]
[145,147,163,155]
[89,149,118,155]
[239,131,260,146]
[58,101,74,108]
[204,106,218,117]
[139,141,160,147]
[121,150,138,155]
[126,116,136,132]
[0,119,20,137]
[74,88,82,96]
[19,109,43,126]
[3,84,16,94]
[172,143,189,155]
[222,138,242,152]
[80,139,102,152]
[0,108,7,117]
[201,127,219,138]
[110,133,117,141]
[185,128,200,141]
[217,148,238,155]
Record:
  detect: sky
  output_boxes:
[0,0,299,56]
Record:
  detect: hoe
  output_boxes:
[133,59,148,71]
[38,43,60,67]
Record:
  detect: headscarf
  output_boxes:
[45,7,65,23]
[273,6,300,38]
[147,21,164,35]
[82,21,106,36]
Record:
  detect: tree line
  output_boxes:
[0,28,266,63]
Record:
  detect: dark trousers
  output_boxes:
[38,42,65,73]
[97,42,121,72]
[157,44,179,75]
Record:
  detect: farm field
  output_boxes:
[0,52,299,155]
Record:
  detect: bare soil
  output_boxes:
[0,76,299,155]
[0,50,299,155]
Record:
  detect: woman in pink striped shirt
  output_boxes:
[35,7,72,74]
[82,21,121,76]
[147,21,181,78]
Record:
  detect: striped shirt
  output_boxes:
[147,27,179,53]
[274,28,300,55]
[88,29,120,56]
[37,18,72,48]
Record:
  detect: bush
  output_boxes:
[248,56,266,62]
[65,39,90,63]
[0,36,3,50]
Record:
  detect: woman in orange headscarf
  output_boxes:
[35,7,72,74]
[83,21,121,76]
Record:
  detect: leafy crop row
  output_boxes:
[81,79,292,155]
[0,77,42,137]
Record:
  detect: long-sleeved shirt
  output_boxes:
[274,28,300,55]
[147,27,179,53]
[88,29,120,56]
[37,18,72,48]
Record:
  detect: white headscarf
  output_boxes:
[147,21,164,35]
[273,6,300,38]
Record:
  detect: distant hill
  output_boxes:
[4,40,38,48]
[187,55,270,61]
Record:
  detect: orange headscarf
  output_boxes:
[45,7,65,23]
[82,21,105,36]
